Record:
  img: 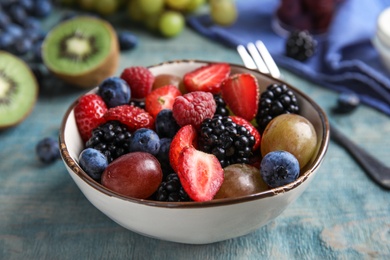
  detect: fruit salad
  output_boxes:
[75,62,318,202]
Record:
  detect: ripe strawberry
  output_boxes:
[221,73,259,121]
[74,94,107,142]
[120,66,155,99]
[169,124,198,172]
[145,85,182,118]
[177,147,224,202]
[172,91,216,129]
[230,115,261,150]
[104,105,154,132]
[183,63,230,94]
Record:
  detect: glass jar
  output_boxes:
[274,0,344,36]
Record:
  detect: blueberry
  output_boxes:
[13,37,33,55]
[333,92,360,114]
[36,137,61,164]
[19,0,34,13]
[22,17,41,31]
[32,40,43,62]
[0,32,14,50]
[117,31,138,51]
[32,0,52,18]
[8,4,28,25]
[6,23,23,39]
[0,12,11,29]
[79,148,108,181]
[155,138,173,176]
[129,128,161,155]
[155,109,180,138]
[98,77,131,108]
[260,150,300,188]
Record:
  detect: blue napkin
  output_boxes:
[187,0,390,116]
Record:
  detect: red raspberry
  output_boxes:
[104,105,154,132]
[74,94,107,142]
[172,91,216,129]
[120,66,155,99]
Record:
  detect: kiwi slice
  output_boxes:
[0,51,38,129]
[42,16,119,88]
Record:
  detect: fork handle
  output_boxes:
[330,123,390,189]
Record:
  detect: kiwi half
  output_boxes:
[0,51,38,129]
[42,16,119,88]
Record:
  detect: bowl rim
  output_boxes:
[59,59,330,209]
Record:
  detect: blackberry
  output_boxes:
[256,83,300,133]
[285,30,316,61]
[85,121,132,163]
[154,173,191,202]
[129,99,145,109]
[213,94,229,116]
[199,115,255,168]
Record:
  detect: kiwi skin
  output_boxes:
[42,16,120,88]
[0,51,38,130]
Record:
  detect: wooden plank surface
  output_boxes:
[1,7,390,260]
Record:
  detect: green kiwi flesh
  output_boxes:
[42,16,119,88]
[0,51,38,129]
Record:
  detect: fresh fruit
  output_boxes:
[333,92,360,114]
[79,148,108,180]
[103,105,154,132]
[221,73,259,121]
[285,30,317,62]
[213,94,230,117]
[172,91,216,129]
[152,74,182,90]
[129,128,161,156]
[145,85,182,118]
[117,31,138,51]
[260,150,300,188]
[42,16,119,88]
[165,0,191,10]
[74,94,108,142]
[154,172,191,202]
[120,66,155,99]
[155,109,180,138]
[169,124,198,172]
[97,77,131,108]
[261,114,317,169]
[177,146,224,202]
[137,0,164,16]
[0,51,38,129]
[256,83,300,133]
[210,0,238,26]
[36,137,61,164]
[85,121,132,163]
[155,137,174,176]
[198,115,255,167]
[183,63,230,94]
[101,152,163,199]
[94,0,119,16]
[230,115,261,150]
[158,10,185,38]
[214,164,268,199]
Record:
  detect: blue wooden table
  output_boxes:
[1,7,390,260]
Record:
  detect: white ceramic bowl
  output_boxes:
[59,60,329,244]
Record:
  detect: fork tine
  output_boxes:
[255,40,281,79]
[237,45,257,70]
[246,42,269,74]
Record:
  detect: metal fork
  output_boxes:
[237,41,390,190]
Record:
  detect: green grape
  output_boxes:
[165,0,191,11]
[127,0,144,22]
[94,0,119,16]
[144,14,161,32]
[186,0,206,12]
[210,0,238,26]
[137,0,164,16]
[158,11,185,37]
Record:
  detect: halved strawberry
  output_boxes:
[74,94,107,142]
[169,124,198,172]
[104,105,154,132]
[145,85,182,118]
[221,73,259,121]
[230,115,261,150]
[183,63,230,94]
[177,147,224,202]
